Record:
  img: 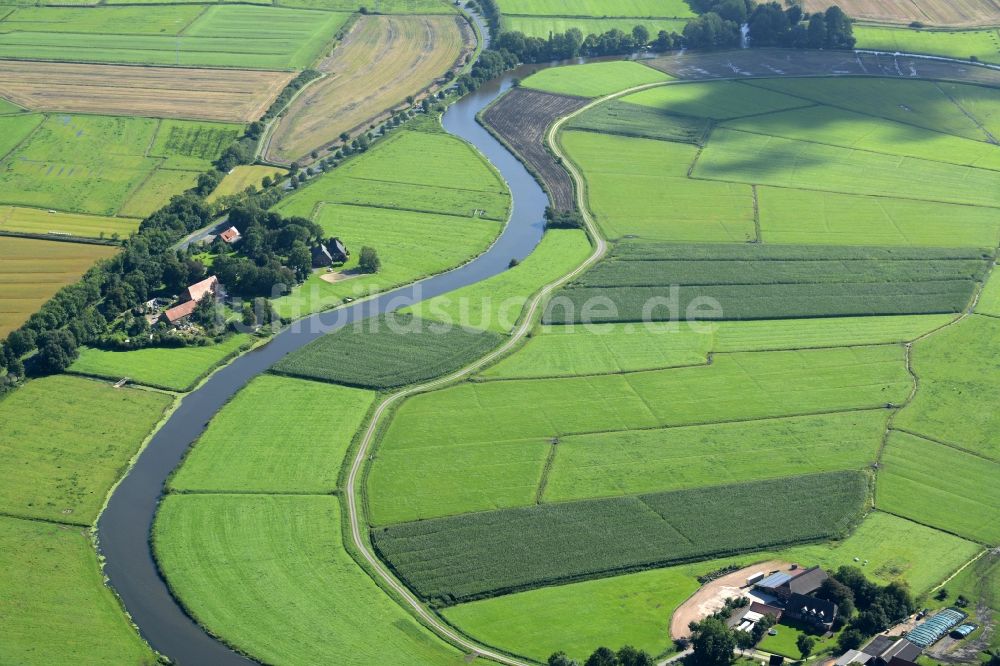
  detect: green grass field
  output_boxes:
[368,345,910,524]
[0,515,155,664]
[746,78,993,142]
[522,60,671,98]
[502,16,688,38]
[877,431,1000,544]
[445,512,975,662]
[70,335,253,391]
[569,99,710,143]
[0,114,234,216]
[855,26,1000,64]
[977,270,1000,316]
[562,130,755,242]
[169,375,374,493]
[544,411,886,502]
[483,316,952,379]
[407,228,593,333]
[0,205,139,239]
[0,112,43,159]
[207,165,286,202]
[0,375,172,524]
[497,0,695,18]
[0,5,350,69]
[277,0,452,10]
[693,128,1000,208]
[757,188,1000,247]
[896,315,1000,460]
[0,96,25,114]
[149,119,243,171]
[622,81,808,120]
[374,471,868,603]
[154,494,463,666]
[274,314,505,389]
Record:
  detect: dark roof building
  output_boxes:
[787,566,829,596]
[328,237,348,262]
[312,244,334,268]
[785,592,837,628]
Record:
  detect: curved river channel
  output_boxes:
[97,66,556,664]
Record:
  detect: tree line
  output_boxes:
[548,645,655,666]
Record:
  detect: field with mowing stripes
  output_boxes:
[801,0,1000,26]
[0,206,139,239]
[855,26,1000,64]
[169,375,375,493]
[207,165,286,202]
[503,16,688,39]
[523,61,671,98]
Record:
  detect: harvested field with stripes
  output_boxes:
[801,0,1000,26]
[265,14,471,163]
[0,61,294,122]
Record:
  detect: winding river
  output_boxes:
[97,65,556,665]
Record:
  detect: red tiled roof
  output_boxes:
[184,275,218,303]
[162,300,198,323]
[219,227,241,243]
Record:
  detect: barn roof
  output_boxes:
[185,275,218,303]
[162,300,198,323]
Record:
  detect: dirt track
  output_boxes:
[482,87,589,211]
[265,14,472,163]
[648,48,1000,87]
[0,60,293,122]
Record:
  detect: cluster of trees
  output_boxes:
[819,566,916,651]
[466,0,500,36]
[683,1,854,50]
[547,645,655,666]
[493,25,681,63]
[685,596,778,666]
[544,207,584,229]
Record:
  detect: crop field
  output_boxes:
[0,5,351,69]
[0,114,231,216]
[0,60,294,122]
[568,99,710,143]
[722,104,1000,170]
[543,411,886,502]
[445,512,976,662]
[154,494,463,666]
[800,0,1000,26]
[0,237,117,336]
[878,431,1000,544]
[169,375,374,493]
[522,60,671,98]
[373,471,868,603]
[0,515,154,665]
[149,119,242,170]
[896,315,1000,460]
[406,229,593,333]
[0,375,172,524]
[757,188,1000,247]
[502,16,688,39]
[855,26,1000,64]
[547,243,987,323]
[274,314,504,389]
[266,14,469,163]
[745,78,995,141]
[207,165,286,202]
[0,206,139,239]
[484,315,953,379]
[482,88,589,211]
[561,130,755,242]
[69,334,253,391]
[497,0,695,18]
[368,345,909,524]
[693,128,1000,208]
[277,0,453,10]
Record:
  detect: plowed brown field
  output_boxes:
[0,61,294,122]
[264,14,472,163]
[801,0,1000,26]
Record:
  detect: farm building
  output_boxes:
[756,566,828,600]
[160,275,220,325]
[834,637,921,666]
[906,608,967,647]
[735,601,783,633]
[785,592,837,628]
[218,227,242,244]
[311,238,349,268]
[952,623,977,639]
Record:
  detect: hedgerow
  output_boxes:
[373,470,867,605]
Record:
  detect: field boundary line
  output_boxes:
[316,199,507,223]
[0,510,90,529]
[0,111,44,163]
[933,80,999,144]
[888,426,1000,464]
[176,4,211,36]
[534,439,559,504]
[342,81,698,666]
[874,508,986,545]
[751,184,761,243]
[929,548,990,594]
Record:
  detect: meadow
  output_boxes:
[0,114,236,217]
[561,130,756,242]
[522,60,671,98]
[543,411,887,501]
[939,82,1000,138]
[497,0,695,18]
[862,26,1000,64]
[757,188,1000,247]
[895,315,1000,460]
[0,515,155,664]
[444,512,977,662]
[0,5,350,69]
[0,206,139,239]
[502,16,688,39]
[69,334,253,391]
[0,375,172,524]
[266,15,468,162]
[878,431,1000,544]
[977,271,1000,316]
[693,128,1000,208]
[169,375,374,493]
[621,80,808,120]
[483,315,953,378]
[276,0,452,11]
[0,111,42,159]
[368,345,910,524]
[568,99,710,143]
[407,229,593,333]
[154,494,463,666]
[274,313,504,389]
[373,471,868,603]
[0,237,117,336]
[207,165,287,202]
